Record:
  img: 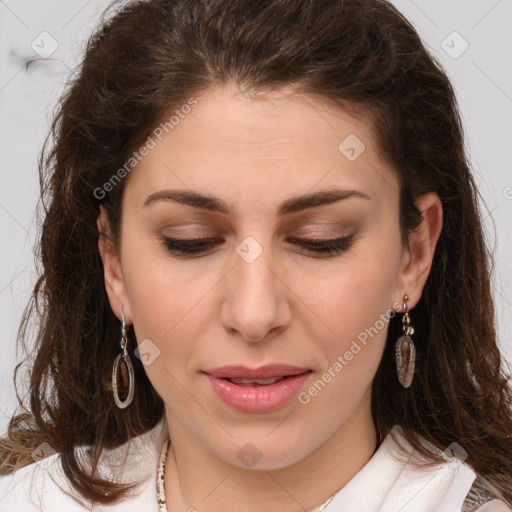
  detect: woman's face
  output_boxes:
[100,86,440,470]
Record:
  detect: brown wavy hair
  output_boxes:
[1,0,511,506]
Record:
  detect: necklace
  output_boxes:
[156,437,344,512]
[156,437,169,512]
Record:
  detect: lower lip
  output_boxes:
[204,371,312,413]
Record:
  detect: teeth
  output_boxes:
[228,377,285,385]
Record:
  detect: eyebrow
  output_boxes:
[143,188,371,216]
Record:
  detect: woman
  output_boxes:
[0,0,511,510]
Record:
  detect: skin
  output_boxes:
[98,85,443,512]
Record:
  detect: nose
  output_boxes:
[220,238,292,343]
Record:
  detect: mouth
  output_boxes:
[218,375,302,388]
[202,363,312,381]
[220,374,309,387]
[203,368,313,413]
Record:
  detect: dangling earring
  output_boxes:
[112,309,135,408]
[395,294,416,388]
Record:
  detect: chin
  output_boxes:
[216,437,314,472]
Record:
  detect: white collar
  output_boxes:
[322,425,476,511]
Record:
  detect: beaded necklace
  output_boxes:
[156,437,169,512]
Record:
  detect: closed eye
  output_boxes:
[161,235,354,257]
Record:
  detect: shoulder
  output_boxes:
[0,452,89,511]
[385,426,510,512]
[474,501,512,511]
[0,417,168,511]
[0,447,152,511]
[463,473,512,512]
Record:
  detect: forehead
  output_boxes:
[125,86,400,212]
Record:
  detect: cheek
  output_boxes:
[126,268,211,344]
[300,234,400,377]
[294,262,396,423]
[307,256,398,342]
[119,239,203,355]
[121,252,214,403]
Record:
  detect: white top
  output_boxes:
[0,418,509,511]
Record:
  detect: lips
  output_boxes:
[203,364,311,380]
[203,366,313,413]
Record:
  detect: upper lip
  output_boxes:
[203,364,312,379]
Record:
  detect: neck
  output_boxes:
[163,387,378,512]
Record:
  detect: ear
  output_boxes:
[394,192,443,312]
[97,205,132,324]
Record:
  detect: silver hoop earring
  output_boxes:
[112,309,135,408]
[395,294,416,388]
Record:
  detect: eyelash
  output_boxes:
[161,235,354,257]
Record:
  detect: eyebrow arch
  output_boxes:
[143,188,371,215]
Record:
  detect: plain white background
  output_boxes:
[0,0,511,434]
